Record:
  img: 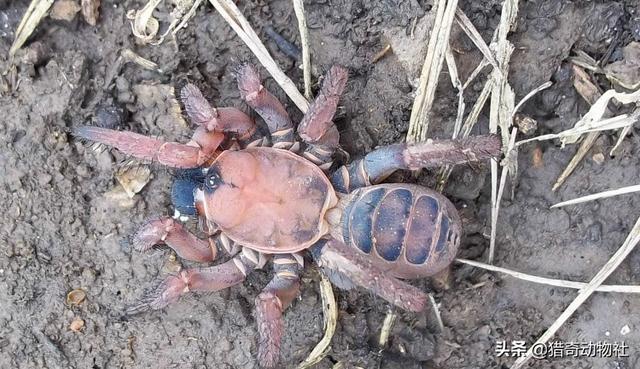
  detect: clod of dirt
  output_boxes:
[50,0,81,22]
[388,320,436,361]
[604,41,640,89]
[510,1,584,94]
[574,2,625,55]
[69,317,85,332]
[103,187,137,208]
[115,165,152,198]
[513,113,537,135]
[81,0,100,26]
[132,84,188,132]
[15,41,50,67]
[94,100,128,129]
[66,289,86,305]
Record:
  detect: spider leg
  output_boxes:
[235,64,296,149]
[132,216,242,263]
[297,65,349,171]
[331,134,502,192]
[181,84,265,148]
[73,126,225,168]
[254,254,302,368]
[127,248,266,314]
[311,238,427,312]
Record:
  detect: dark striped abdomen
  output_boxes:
[340,184,460,279]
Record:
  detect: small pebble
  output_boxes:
[69,317,85,332]
[51,0,81,21]
[66,289,86,305]
[620,325,631,336]
[592,152,605,164]
[532,146,544,168]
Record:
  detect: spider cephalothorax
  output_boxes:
[74,64,500,368]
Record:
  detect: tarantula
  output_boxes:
[74,64,500,367]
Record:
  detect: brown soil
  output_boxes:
[1,0,639,368]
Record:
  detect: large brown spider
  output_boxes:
[74,64,500,367]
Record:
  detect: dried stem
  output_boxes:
[511,216,640,368]
[406,0,459,143]
[457,258,640,293]
[209,0,310,112]
[292,0,313,100]
[551,184,640,208]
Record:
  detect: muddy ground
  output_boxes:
[1,0,639,368]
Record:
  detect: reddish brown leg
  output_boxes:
[127,250,264,314]
[181,84,264,147]
[235,64,295,149]
[312,239,427,312]
[73,126,225,168]
[331,135,502,192]
[297,66,349,170]
[132,217,217,263]
[255,254,301,368]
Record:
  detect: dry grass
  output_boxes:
[378,310,397,347]
[406,0,459,143]
[511,216,640,368]
[516,88,640,147]
[457,258,640,293]
[128,0,204,45]
[487,0,518,264]
[297,274,337,369]
[551,184,640,208]
[10,0,54,57]
[551,66,605,191]
[208,0,310,112]
[292,0,313,100]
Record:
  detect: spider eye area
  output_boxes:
[205,166,223,191]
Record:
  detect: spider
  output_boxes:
[74,64,500,367]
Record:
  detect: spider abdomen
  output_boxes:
[339,184,461,279]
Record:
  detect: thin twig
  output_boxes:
[454,7,501,75]
[445,47,465,139]
[462,58,489,90]
[552,65,603,191]
[517,109,640,147]
[171,0,205,38]
[407,0,459,143]
[551,184,640,208]
[428,294,445,333]
[372,44,392,63]
[298,274,337,369]
[610,124,634,156]
[437,78,493,191]
[378,310,397,347]
[490,127,517,261]
[292,0,313,100]
[10,0,54,57]
[511,216,640,368]
[511,81,553,119]
[487,0,519,264]
[456,258,640,293]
